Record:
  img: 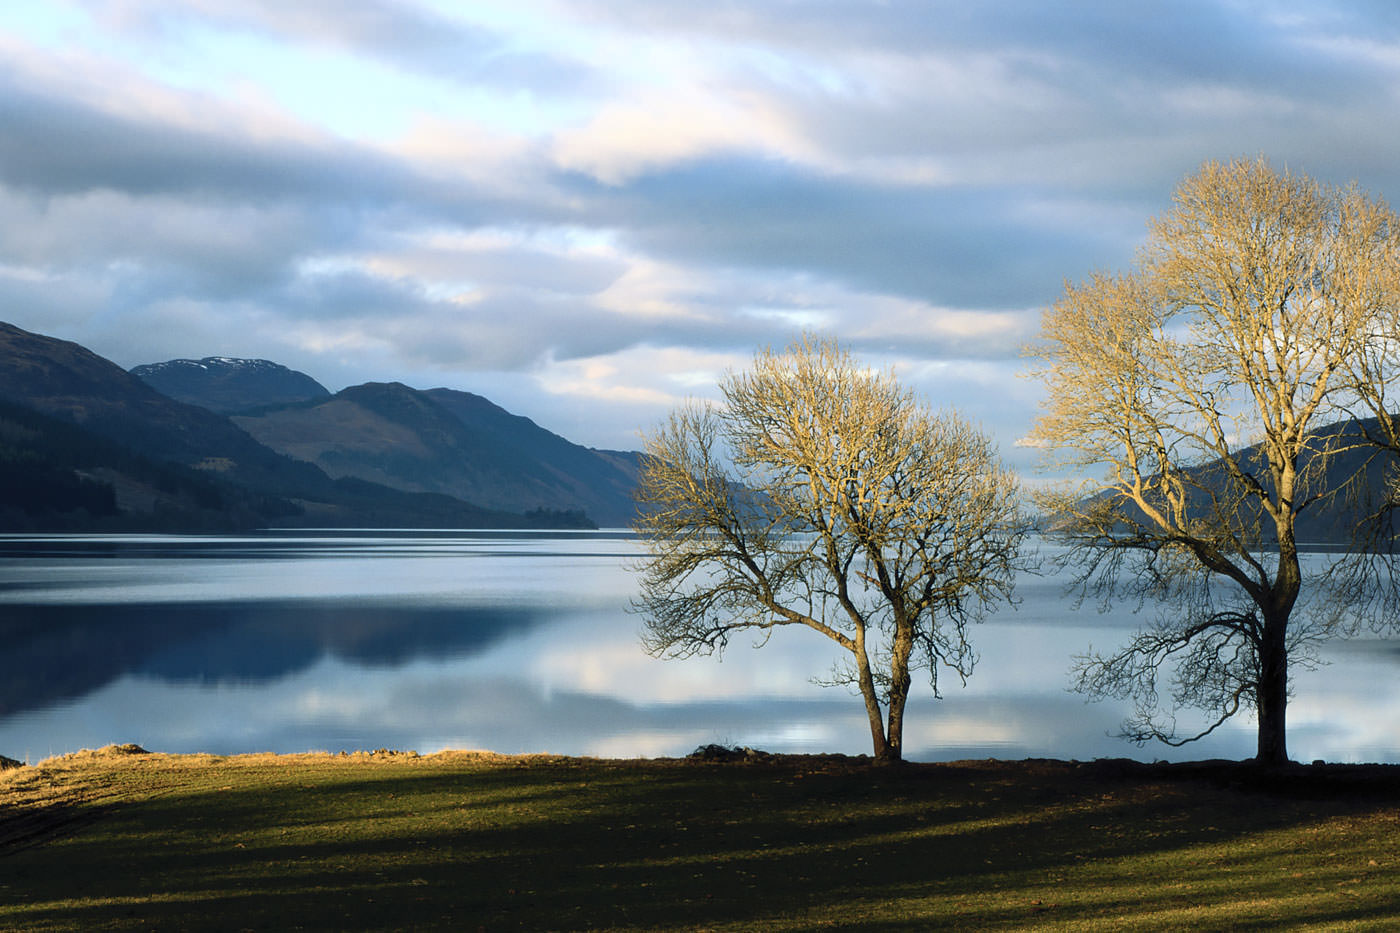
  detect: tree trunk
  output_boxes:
[1255,534,1299,767]
[851,633,892,761]
[883,625,914,765]
[882,693,907,765]
[1255,619,1289,766]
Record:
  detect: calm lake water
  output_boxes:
[2,530,1398,764]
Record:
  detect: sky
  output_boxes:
[3,1,1400,471]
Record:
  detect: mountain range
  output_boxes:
[229,382,641,527]
[13,319,1395,541]
[0,321,639,531]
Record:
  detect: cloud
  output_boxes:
[574,156,1119,308]
[0,189,325,300]
[545,0,1400,199]
[82,0,600,95]
[550,83,814,186]
[536,344,744,406]
[365,227,629,300]
[4,0,1400,459]
[14,102,424,217]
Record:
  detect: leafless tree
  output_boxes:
[633,336,1024,763]
[1028,157,1400,765]
[1339,218,1400,526]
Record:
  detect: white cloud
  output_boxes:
[550,83,812,185]
[534,344,743,407]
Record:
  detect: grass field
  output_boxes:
[3,745,1400,930]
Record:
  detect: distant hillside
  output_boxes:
[423,387,642,526]
[1060,417,1400,546]
[132,357,330,413]
[233,382,642,526]
[0,322,591,531]
[0,321,329,500]
[0,396,299,531]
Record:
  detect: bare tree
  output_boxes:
[1028,157,1400,765]
[633,336,1024,763]
[1340,230,1400,521]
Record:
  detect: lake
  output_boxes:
[2,530,1398,764]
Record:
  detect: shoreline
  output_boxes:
[9,741,1400,784]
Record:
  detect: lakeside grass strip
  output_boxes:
[3,747,1400,930]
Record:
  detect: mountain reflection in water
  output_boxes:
[1,531,1399,763]
[0,600,546,716]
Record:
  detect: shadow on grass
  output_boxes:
[5,757,1400,930]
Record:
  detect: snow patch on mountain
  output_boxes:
[131,357,330,414]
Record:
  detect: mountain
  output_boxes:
[232,382,642,526]
[0,322,590,530]
[131,357,330,413]
[0,321,328,499]
[0,396,298,531]
[422,387,643,524]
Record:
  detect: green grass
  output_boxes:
[3,746,1400,930]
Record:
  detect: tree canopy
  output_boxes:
[633,336,1024,763]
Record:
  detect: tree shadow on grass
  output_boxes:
[5,757,1400,930]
